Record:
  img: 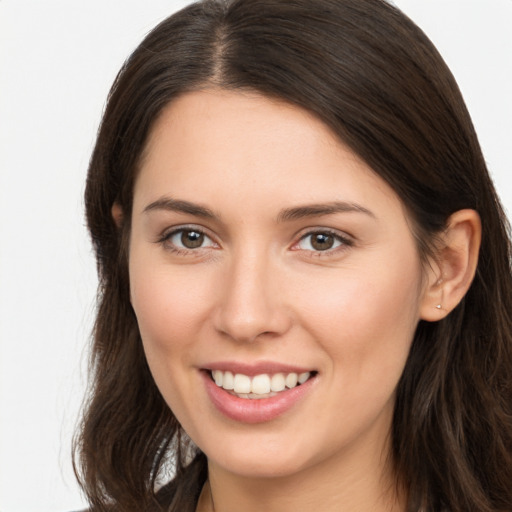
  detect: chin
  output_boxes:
[213,456,308,479]
[201,435,319,479]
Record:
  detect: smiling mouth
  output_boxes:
[209,370,317,399]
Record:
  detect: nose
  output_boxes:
[213,250,292,343]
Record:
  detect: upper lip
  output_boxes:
[202,361,315,376]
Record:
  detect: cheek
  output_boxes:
[287,254,423,446]
[296,250,423,383]
[128,253,216,420]
[129,253,213,361]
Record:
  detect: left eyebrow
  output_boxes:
[276,201,375,223]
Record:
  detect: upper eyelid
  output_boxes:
[294,226,354,242]
[160,224,216,240]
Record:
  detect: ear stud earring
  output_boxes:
[435,304,442,309]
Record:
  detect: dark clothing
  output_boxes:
[73,452,207,512]
[155,452,207,511]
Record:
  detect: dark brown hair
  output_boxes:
[75,0,512,510]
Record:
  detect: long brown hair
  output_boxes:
[75,1,512,510]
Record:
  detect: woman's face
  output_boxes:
[129,90,429,479]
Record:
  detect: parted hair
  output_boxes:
[75,0,512,510]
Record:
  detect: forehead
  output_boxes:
[141,89,346,169]
[134,89,403,223]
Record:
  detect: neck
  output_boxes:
[197,436,405,512]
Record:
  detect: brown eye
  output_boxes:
[310,233,335,251]
[181,230,204,248]
[296,231,348,253]
[165,228,216,251]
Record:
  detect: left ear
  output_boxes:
[420,209,481,322]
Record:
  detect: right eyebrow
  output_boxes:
[143,197,217,219]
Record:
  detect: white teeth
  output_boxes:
[298,372,310,384]
[213,370,223,387]
[223,371,234,390]
[270,373,286,392]
[285,373,298,388]
[233,373,251,394]
[211,370,313,398]
[251,374,271,394]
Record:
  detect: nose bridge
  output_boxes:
[214,244,290,343]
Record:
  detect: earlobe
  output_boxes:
[420,209,481,322]
[111,202,124,228]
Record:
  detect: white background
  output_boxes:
[0,1,510,511]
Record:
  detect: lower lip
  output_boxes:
[202,371,316,424]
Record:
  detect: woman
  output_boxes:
[74,0,512,510]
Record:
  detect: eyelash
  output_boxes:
[157,225,218,256]
[292,229,353,257]
[156,226,353,257]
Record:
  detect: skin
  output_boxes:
[125,89,480,512]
